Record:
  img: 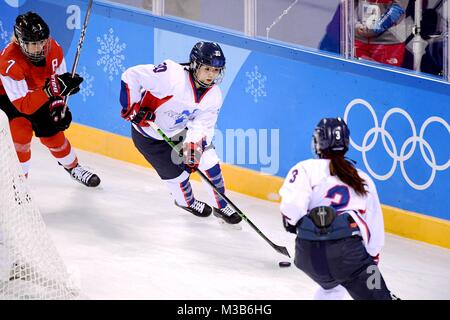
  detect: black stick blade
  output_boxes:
[274,245,291,258]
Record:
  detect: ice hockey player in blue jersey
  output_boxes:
[279,117,398,300]
[119,41,241,225]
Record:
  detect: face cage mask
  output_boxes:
[191,61,225,88]
[18,38,50,63]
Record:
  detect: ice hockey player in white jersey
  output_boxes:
[119,41,241,224]
[279,117,398,300]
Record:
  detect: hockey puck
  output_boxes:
[278,261,291,267]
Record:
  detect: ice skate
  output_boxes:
[62,163,101,187]
[213,205,242,229]
[175,199,212,217]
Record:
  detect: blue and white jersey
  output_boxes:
[279,158,385,256]
[120,59,222,144]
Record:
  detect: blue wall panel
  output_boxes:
[1,0,448,220]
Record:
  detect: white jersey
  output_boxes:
[121,59,222,144]
[279,158,384,256]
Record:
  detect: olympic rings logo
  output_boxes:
[4,0,27,8]
[343,99,449,190]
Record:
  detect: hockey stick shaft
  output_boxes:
[63,0,93,116]
[145,121,290,258]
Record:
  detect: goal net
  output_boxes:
[0,109,81,300]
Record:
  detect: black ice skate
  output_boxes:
[62,163,101,187]
[174,199,212,217]
[213,205,242,225]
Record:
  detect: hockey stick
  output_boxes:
[62,0,94,117]
[142,121,291,258]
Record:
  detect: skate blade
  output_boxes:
[216,218,242,230]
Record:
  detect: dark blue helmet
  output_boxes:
[312,117,350,157]
[14,12,50,63]
[189,41,226,88]
[190,41,226,68]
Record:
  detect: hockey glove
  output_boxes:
[44,72,83,98]
[120,102,155,127]
[282,214,297,234]
[182,140,205,173]
[49,98,72,131]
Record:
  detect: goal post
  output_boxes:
[0,109,81,300]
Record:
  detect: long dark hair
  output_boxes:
[325,152,368,197]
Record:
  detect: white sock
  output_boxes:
[313,285,348,300]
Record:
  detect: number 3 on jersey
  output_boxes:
[325,185,350,211]
[289,169,298,183]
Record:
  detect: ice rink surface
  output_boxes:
[26,141,450,300]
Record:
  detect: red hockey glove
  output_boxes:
[182,140,205,173]
[49,98,72,131]
[44,73,83,97]
[371,254,380,265]
[121,102,155,127]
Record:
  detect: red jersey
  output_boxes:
[0,38,66,115]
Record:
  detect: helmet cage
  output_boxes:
[190,60,225,88]
[16,37,50,63]
[14,12,50,63]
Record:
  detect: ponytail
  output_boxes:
[327,153,368,197]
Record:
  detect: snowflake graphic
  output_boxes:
[245,65,267,103]
[78,66,94,102]
[0,20,10,46]
[96,28,126,81]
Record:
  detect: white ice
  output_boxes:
[25,141,450,300]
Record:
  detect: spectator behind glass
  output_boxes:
[354,0,409,67]
[419,4,444,76]
[421,37,444,76]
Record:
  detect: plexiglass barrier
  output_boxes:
[346,0,448,79]
[86,0,450,81]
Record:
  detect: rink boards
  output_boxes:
[1,0,449,248]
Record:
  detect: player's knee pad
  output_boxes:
[163,171,192,207]
[198,148,220,171]
[39,131,65,148]
[10,117,33,143]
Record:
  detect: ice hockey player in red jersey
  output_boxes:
[120,41,241,224]
[0,12,100,187]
